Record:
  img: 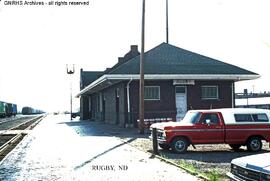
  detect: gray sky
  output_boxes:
[0,0,270,112]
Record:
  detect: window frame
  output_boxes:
[200,113,220,125]
[234,114,253,122]
[252,114,269,122]
[144,86,160,101]
[234,113,269,123]
[175,86,186,94]
[201,85,219,100]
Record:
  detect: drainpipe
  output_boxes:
[232,82,235,108]
[127,79,133,128]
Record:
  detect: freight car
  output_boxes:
[0,101,17,117]
[22,107,33,115]
[12,104,17,116]
[5,103,13,117]
[0,101,6,117]
[22,106,43,115]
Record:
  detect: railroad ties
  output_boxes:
[0,115,45,162]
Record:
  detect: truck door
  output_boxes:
[195,113,225,143]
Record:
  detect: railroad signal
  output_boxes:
[66,64,75,120]
[66,64,75,75]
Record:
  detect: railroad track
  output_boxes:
[0,115,45,162]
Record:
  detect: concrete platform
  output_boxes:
[0,114,199,181]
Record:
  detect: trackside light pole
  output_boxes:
[166,0,169,43]
[66,64,75,120]
[139,0,145,134]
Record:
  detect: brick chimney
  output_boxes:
[131,45,138,53]
[123,45,140,60]
[118,57,125,64]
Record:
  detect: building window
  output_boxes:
[202,86,218,100]
[144,86,160,100]
[176,86,186,94]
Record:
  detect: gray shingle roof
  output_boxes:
[81,71,103,89]
[108,43,258,75]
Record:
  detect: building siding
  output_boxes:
[80,95,89,120]
[90,82,127,127]
[91,93,102,121]
[103,87,117,124]
[187,80,233,110]
[129,80,177,127]
[85,80,233,128]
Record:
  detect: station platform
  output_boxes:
[0,114,198,181]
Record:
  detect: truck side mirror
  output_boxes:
[205,119,211,125]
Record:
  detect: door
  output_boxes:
[88,96,92,119]
[175,86,187,121]
[115,89,120,125]
[194,113,225,143]
[102,99,105,121]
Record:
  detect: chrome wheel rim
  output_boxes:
[175,140,185,152]
[251,139,260,150]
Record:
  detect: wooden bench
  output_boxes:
[137,117,174,129]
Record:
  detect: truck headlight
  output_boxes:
[157,130,166,140]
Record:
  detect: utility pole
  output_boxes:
[66,64,75,120]
[166,0,169,43]
[139,0,145,134]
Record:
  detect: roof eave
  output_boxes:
[76,74,260,97]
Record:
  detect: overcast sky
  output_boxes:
[0,0,270,112]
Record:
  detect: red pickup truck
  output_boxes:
[150,108,270,153]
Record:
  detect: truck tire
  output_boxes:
[171,137,189,153]
[229,144,241,150]
[247,137,262,152]
[159,144,170,150]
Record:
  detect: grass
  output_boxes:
[158,154,223,181]
[178,160,223,181]
[202,170,223,181]
[178,160,197,174]
[178,160,223,180]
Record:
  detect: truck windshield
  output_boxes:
[182,112,201,124]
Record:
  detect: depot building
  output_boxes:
[77,43,259,127]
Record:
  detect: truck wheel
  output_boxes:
[247,137,262,152]
[171,137,189,153]
[159,144,170,150]
[229,144,241,150]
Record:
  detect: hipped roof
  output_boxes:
[77,43,259,97]
[108,42,258,75]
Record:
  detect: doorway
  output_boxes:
[175,86,187,121]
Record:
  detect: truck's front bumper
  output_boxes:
[149,129,168,144]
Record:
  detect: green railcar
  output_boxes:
[0,101,6,117]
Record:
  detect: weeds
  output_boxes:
[203,170,223,181]
[178,160,197,173]
[159,154,223,180]
[177,159,223,180]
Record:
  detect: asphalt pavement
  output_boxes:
[0,114,199,181]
